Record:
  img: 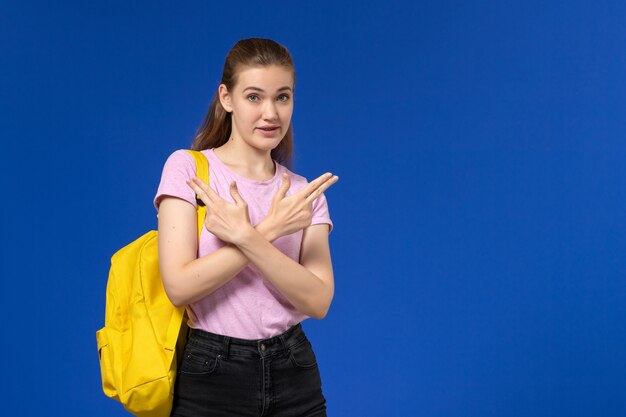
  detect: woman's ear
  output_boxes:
[218,84,233,113]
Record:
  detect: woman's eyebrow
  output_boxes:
[242,86,293,93]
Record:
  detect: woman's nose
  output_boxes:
[263,102,278,120]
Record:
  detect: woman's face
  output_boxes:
[219,65,294,153]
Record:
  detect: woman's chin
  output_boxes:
[253,136,283,150]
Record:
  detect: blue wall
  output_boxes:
[2,1,625,415]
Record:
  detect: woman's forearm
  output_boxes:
[166,221,277,307]
[232,227,330,319]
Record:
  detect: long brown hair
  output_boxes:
[191,38,296,170]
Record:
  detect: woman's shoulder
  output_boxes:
[153,149,198,211]
[158,148,196,169]
[166,148,196,162]
[161,148,210,175]
[277,164,312,188]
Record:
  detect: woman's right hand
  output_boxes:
[262,172,339,240]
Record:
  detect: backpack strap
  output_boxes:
[164,149,209,352]
[185,149,209,240]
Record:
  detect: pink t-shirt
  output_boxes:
[153,148,333,339]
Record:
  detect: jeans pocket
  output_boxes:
[179,344,221,376]
[289,339,318,369]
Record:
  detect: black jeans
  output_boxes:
[171,322,328,417]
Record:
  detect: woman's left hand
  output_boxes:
[186,177,253,245]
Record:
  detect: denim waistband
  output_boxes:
[186,322,308,358]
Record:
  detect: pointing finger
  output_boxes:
[305,175,338,205]
[190,177,217,205]
[186,179,212,208]
[301,172,333,199]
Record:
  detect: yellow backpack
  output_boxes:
[96,149,208,417]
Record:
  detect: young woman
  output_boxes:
[154,38,338,416]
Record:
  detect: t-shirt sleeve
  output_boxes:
[310,191,334,234]
[153,149,198,212]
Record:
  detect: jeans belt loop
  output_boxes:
[223,336,231,359]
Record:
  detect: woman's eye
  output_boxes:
[247,94,290,102]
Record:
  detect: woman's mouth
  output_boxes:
[257,126,279,136]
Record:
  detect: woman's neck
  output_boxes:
[213,141,276,181]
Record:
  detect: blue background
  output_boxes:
[2,1,625,416]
